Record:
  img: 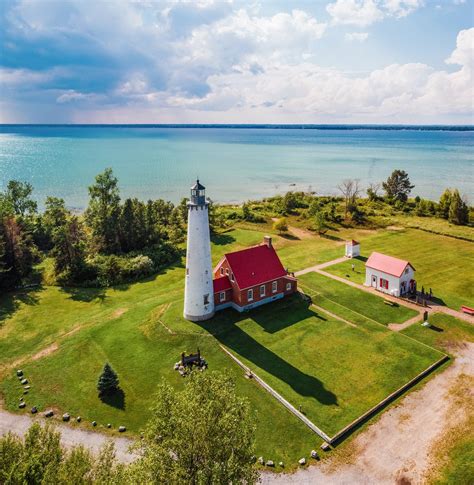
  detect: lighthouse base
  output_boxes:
[183,311,215,322]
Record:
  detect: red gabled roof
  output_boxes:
[347,239,360,246]
[365,251,415,278]
[213,276,232,293]
[224,244,288,289]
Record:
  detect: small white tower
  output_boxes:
[183,180,215,321]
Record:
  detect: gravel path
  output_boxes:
[0,410,137,464]
[262,343,473,484]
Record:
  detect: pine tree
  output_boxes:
[448,189,469,225]
[97,363,119,396]
[382,170,414,203]
[438,188,452,219]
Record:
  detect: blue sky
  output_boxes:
[1,0,473,124]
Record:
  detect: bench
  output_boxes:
[461,305,474,316]
[383,300,395,306]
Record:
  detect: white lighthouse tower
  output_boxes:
[183,180,215,321]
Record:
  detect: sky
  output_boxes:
[0,0,473,124]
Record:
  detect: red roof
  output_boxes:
[347,240,360,246]
[366,252,415,278]
[213,276,232,292]
[223,244,287,289]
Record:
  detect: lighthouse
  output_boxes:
[183,180,215,321]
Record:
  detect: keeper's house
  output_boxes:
[213,236,297,312]
[364,251,416,297]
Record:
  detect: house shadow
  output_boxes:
[321,233,344,242]
[100,388,125,410]
[0,286,43,325]
[196,297,338,407]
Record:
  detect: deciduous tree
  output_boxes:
[448,189,469,225]
[273,217,288,234]
[338,179,360,217]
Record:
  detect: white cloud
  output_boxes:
[326,0,424,26]
[345,32,369,41]
[446,28,474,68]
[56,90,98,103]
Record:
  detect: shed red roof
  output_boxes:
[223,244,287,289]
[213,276,232,292]
[366,252,415,278]
[347,239,360,246]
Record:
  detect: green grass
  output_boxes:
[299,272,418,325]
[325,228,474,311]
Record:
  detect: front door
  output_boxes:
[401,281,406,295]
[371,275,377,288]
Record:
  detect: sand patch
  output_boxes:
[31,342,59,361]
[111,308,128,319]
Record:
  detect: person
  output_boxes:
[351,263,355,271]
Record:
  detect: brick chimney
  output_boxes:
[263,235,272,248]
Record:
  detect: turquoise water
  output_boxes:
[0,126,472,209]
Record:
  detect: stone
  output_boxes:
[92,421,97,427]
[23,390,28,395]
[21,378,28,385]
[19,397,24,401]
[311,450,319,459]
[118,426,126,433]
[76,416,82,422]
[62,413,70,422]
[298,458,306,466]
[31,406,38,414]
[107,423,112,428]
[320,442,331,451]
[266,460,274,467]
[24,385,31,390]
[279,462,284,467]
[174,363,179,370]
[257,456,264,465]
[16,369,23,377]
[19,402,26,409]
[44,410,54,418]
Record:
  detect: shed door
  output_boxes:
[371,275,377,287]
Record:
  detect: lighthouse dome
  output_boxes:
[190,179,206,206]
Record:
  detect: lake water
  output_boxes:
[0,125,472,210]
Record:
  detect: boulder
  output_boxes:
[62,413,70,422]
[257,456,264,465]
[107,423,112,428]
[23,390,28,395]
[24,385,31,390]
[21,378,28,385]
[31,406,38,414]
[311,450,319,459]
[266,460,274,467]
[76,416,82,422]
[118,426,126,433]
[298,458,306,466]
[279,462,284,468]
[44,410,54,418]
[16,369,23,377]
[92,421,97,427]
[320,442,331,451]
[19,402,26,409]
[174,363,179,370]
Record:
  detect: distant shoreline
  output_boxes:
[1,124,473,131]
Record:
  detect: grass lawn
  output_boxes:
[324,229,474,311]
[299,272,418,325]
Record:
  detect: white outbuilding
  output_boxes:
[345,240,360,258]
[364,252,416,297]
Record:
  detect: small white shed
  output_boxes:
[364,252,416,297]
[345,240,360,258]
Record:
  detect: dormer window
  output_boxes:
[230,273,235,282]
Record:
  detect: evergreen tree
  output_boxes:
[313,211,327,235]
[382,170,414,203]
[97,363,119,396]
[119,198,135,252]
[438,188,452,219]
[85,168,121,254]
[4,180,37,217]
[448,189,469,225]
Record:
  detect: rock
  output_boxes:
[320,442,331,451]
[19,397,24,401]
[298,458,306,466]
[257,456,264,465]
[76,416,82,422]
[118,426,126,433]
[44,410,54,418]
[266,460,274,467]
[19,402,26,409]
[174,363,179,370]
[31,406,38,414]
[16,369,23,377]
[24,385,31,390]
[107,423,112,428]
[23,390,28,395]
[311,450,319,459]
[21,378,28,385]
[62,413,70,422]
[92,421,97,427]
[279,462,284,467]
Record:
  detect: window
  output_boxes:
[286,282,292,291]
[260,285,266,297]
[220,267,224,276]
[186,268,189,275]
[203,294,209,305]
[225,268,229,275]
[247,289,254,301]
[272,281,278,293]
[379,278,389,289]
[219,291,226,302]
[405,267,409,274]
[230,273,235,282]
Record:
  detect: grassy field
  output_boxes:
[324,228,474,310]
[299,272,418,325]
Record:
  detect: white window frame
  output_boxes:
[230,273,235,282]
[247,289,254,301]
[225,268,229,275]
[272,281,277,293]
[220,267,224,275]
[219,291,226,302]
[260,285,265,297]
[286,282,292,291]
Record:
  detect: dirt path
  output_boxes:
[263,342,474,484]
[0,409,137,463]
[295,257,347,276]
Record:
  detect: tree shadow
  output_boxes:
[99,388,125,410]
[353,256,368,263]
[0,286,43,325]
[280,233,300,241]
[211,233,236,246]
[321,233,344,242]
[196,297,338,406]
[60,286,108,303]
